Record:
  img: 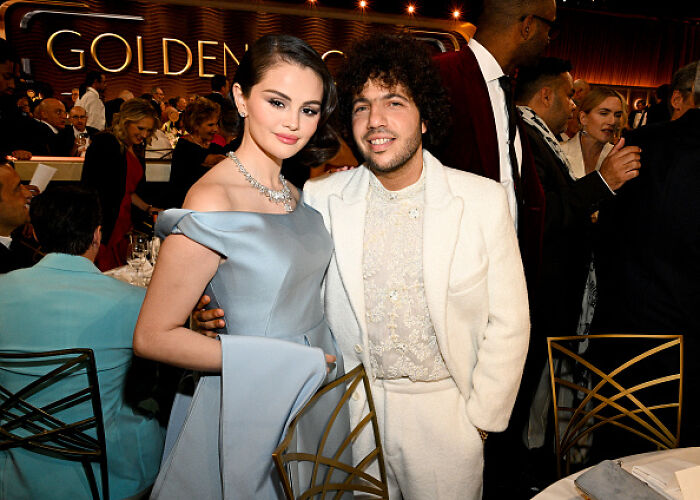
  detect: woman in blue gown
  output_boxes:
[133,35,350,498]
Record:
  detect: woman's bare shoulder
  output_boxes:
[183,162,252,212]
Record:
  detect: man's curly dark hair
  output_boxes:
[335,33,451,151]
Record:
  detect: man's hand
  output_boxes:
[26,184,40,198]
[599,138,642,191]
[11,150,32,161]
[193,295,337,373]
[192,294,226,337]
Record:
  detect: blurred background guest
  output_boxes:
[669,61,698,121]
[628,98,647,129]
[572,79,591,105]
[81,98,161,271]
[16,95,30,117]
[166,97,226,208]
[0,159,33,273]
[175,96,187,112]
[205,74,232,109]
[560,87,626,179]
[161,105,182,137]
[76,70,106,131]
[150,85,166,119]
[105,89,134,129]
[563,78,591,139]
[645,83,671,124]
[0,185,164,499]
[68,105,97,156]
[69,86,79,108]
[14,97,75,157]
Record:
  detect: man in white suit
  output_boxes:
[197,34,529,499]
[304,34,529,499]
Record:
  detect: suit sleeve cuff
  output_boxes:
[596,170,616,195]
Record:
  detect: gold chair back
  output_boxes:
[547,334,683,477]
[0,348,109,500]
[273,364,389,499]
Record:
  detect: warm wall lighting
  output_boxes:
[407,4,416,14]
[358,0,367,9]
[452,9,461,19]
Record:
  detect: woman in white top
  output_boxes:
[561,87,627,179]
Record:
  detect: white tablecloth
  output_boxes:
[104,263,153,287]
[533,447,700,500]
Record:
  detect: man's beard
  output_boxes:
[359,126,423,174]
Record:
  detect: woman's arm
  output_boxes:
[133,232,223,371]
[131,192,161,216]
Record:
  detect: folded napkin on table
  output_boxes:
[575,460,667,500]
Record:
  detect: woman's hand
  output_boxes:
[147,206,163,217]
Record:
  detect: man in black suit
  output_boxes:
[0,159,34,273]
[16,98,75,157]
[68,105,97,156]
[593,61,700,444]
[504,58,641,491]
[516,58,641,347]
[205,74,231,109]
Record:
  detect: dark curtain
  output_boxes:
[546,9,700,87]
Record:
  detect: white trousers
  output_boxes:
[370,377,484,500]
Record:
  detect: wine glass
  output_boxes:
[149,237,160,265]
[127,232,149,284]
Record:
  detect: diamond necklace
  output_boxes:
[227,152,294,212]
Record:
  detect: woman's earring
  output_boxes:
[239,111,246,118]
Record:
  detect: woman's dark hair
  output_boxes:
[182,97,220,134]
[232,34,339,167]
[30,186,102,255]
[335,33,451,150]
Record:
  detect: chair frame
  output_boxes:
[0,348,110,500]
[273,363,389,499]
[547,334,683,477]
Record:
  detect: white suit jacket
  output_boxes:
[304,150,530,432]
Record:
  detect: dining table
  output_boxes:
[533,447,700,500]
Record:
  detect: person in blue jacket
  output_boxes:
[0,185,164,499]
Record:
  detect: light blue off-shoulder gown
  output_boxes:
[150,195,351,499]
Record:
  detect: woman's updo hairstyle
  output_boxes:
[578,86,627,131]
[182,97,220,134]
[232,34,340,167]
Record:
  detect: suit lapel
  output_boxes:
[422,152,463,352]
[329,168,371,339]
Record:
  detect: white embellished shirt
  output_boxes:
[363,170,450,381]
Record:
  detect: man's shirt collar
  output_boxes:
[468,38,505,83]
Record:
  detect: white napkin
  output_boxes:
[632,458,697,500]
[675,465,700,500]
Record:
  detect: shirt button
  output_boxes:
[352,391,360,401]
[354,344,363,353]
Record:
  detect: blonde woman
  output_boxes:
[81,98,161,270]
[561,87,627,179]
